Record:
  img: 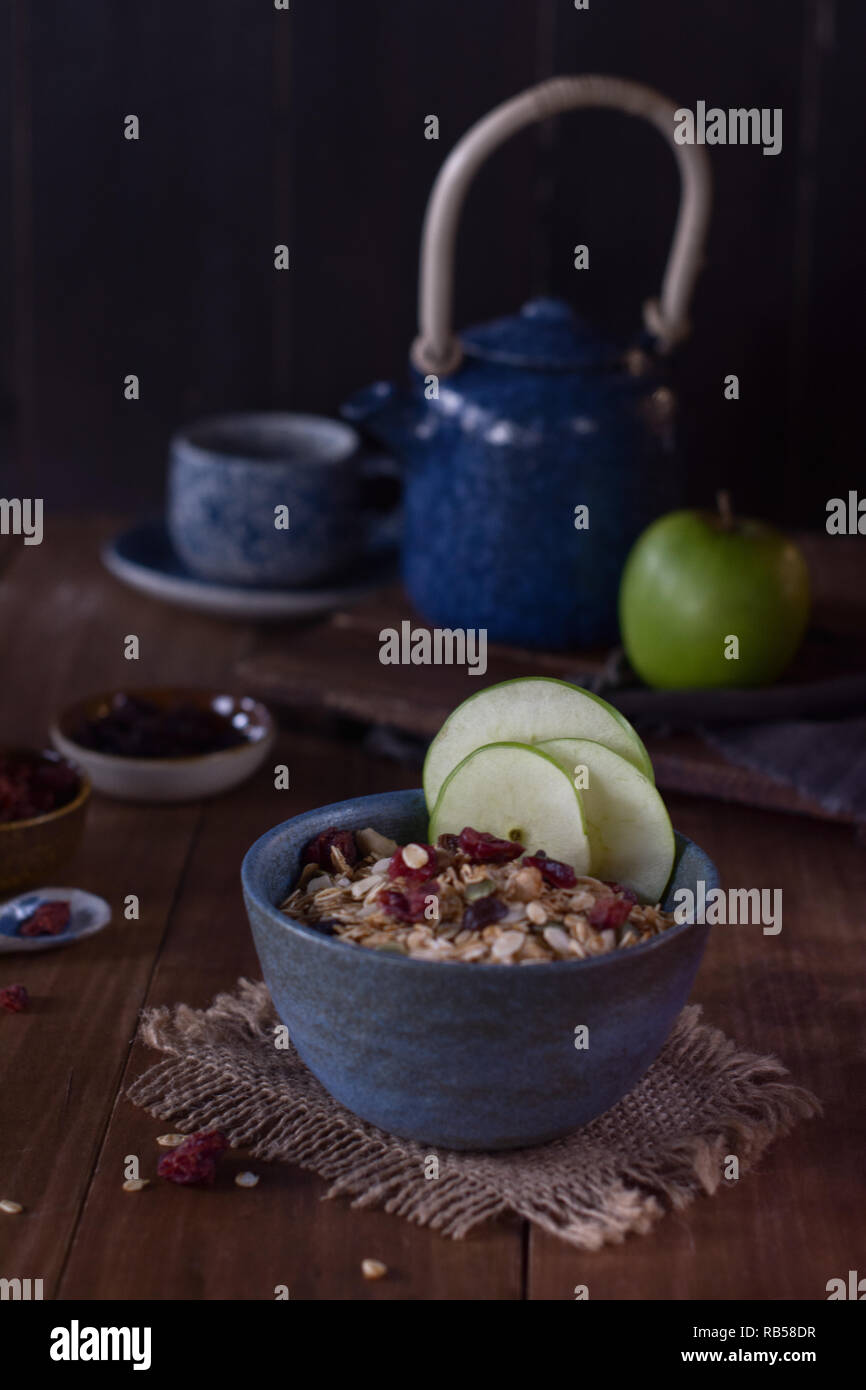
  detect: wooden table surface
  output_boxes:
[1,520,863,1301]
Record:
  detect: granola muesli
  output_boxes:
[279,825,677,964]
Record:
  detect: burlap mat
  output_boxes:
[127,978,820,1250]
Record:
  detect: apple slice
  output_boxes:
[538,738,674,903]
[428,741,591,871]
[423,677,652,810]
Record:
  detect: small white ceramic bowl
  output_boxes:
[51,689,275,803]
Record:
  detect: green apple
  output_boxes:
[423,676,652,811]
[618,496,811,689]
[428,742,591,871]
[539,738,674,902]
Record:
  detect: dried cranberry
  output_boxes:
[380,880,440,922]
[462,894,508,932]
[457,827,524,863]
[180,1131,229,1158]
[379,889,409,920]
[158,1151,219,1185]
[522,853,577,889]
[602,881,639,905]
[0,984,29,1013]
[301,827,358,869]
[0,753,80,824]
[18,901,71,936]
[587,896,633,930]
[157,1129,228,1185]
[436,833,460,854]
[386,844,437,880]
[71,694,246,758]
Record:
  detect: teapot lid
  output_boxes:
[460,297,625,371]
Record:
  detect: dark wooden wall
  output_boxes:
[3,0,863,526]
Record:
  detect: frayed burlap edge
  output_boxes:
[127,979,820,1250]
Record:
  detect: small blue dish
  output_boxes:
[242,789,718,1150]
[0,888,112,954]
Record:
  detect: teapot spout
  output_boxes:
[341,381,417,455]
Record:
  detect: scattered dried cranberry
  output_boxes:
[602,881,638,905]
[386,844,437,880]
[587,895,634,930]
[180,1131,229,1158]
[301,827,358,869]
[0,984,29,1013]
[462,894,508,932]
[458,827,524,862]
[157,1130,228,1185]
[380,880,440,922]
[522,853,577,889]
[18,901,71,937]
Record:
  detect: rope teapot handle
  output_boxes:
[410,75,712,376]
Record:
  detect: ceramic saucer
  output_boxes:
[103,521,398,622]
[0,888,112,954]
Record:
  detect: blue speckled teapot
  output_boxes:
[343,76,712,648]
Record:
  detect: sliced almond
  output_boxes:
[401,843,430,871]
[565,914,592,943]
[511,866,544,901]
[356,828,398,859]
[297,862,324,889]
[456,944,488,961]
[490,930,524,961]
[542,926,574,956]
[350,875,383,900]
[407,928,433,950]
[330,845,351,874]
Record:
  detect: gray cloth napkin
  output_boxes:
[568,655,866,826]
[701,715,866,823]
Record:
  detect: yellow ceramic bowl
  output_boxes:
[0,750,91,896]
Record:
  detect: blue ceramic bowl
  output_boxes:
[242,789,717,1150]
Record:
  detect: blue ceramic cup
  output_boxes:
[168,413,399,588]
[242,788,718,1150]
